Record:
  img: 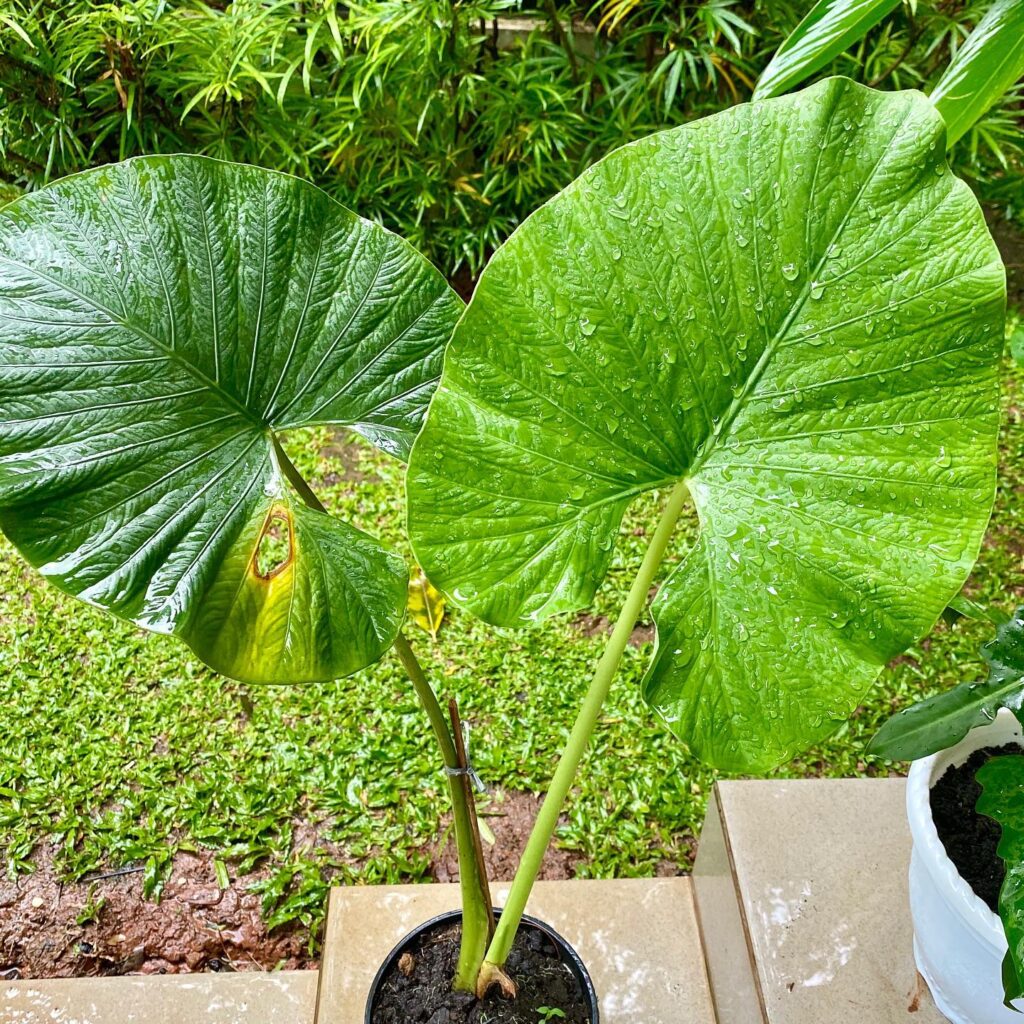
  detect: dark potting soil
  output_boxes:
[930,743,1020,913]
[370,920,590,1024]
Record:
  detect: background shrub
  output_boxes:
[0,1,1021,276]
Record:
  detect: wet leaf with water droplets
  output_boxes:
[407,79,1004,772]
[0,156,462,684]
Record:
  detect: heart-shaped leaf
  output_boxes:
[406,78,1005,771]
[0,156,462,684]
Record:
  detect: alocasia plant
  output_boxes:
[407,75,1005,987]
[0,155,498,993]
[0,155,458,681]
[0,60,1015,1018]
[409,76,1004,771]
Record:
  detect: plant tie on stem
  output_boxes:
[444,721,486,793]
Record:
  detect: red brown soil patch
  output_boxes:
[431,790,580,883]
[2,790,588,979]
[570,612,654,648]
[0,847,309,979]
[987,207,1024,310]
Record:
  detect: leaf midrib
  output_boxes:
[686,91,911,484]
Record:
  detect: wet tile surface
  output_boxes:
[1,970,317,1023]
[316,878,715,1024]
[694,778,945,1024]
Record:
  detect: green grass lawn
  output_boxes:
[2,353,1022,947]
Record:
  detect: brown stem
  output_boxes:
[544,0,580,82]
[869,22,925,87]
[448,698,495,941]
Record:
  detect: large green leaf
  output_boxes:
[976,753,1024,1008]
[930,0,1024,149]
[0,156,462,684]
[406,78,1005,772]
[752,0,902,101]
[869,607,1024,761]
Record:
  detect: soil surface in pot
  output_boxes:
[371,919,590,1024]
[931,743,1019,912]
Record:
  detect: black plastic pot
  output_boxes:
[364,907,600,1023]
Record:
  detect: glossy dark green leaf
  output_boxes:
[870,608,1024,761]
[0,156,463,684]
[931,0,1024,148]
[407,78,1005,772]
[753,0,902,101]
[976,753,1024,1009]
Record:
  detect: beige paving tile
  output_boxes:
[1,970,317,1024]
[315,877,714,1024]
[694,778,944,1024]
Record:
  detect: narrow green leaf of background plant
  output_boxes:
[946,593,1010,627]
[0,155,463,685]
[1011,322,1024,368]
[407,78,1005,772]
[870,608,1024,760]
[977,753,1024,1008]
[930,0,1024,149]
[752,0,902,101]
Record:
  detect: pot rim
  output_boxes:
[905,710,1019,949]
[363,907,600,1024]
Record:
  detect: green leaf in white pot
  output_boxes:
[406,78,1005,772]
[976,753,1024,1008]
[869,607,1024,761]
[0,156,462,684]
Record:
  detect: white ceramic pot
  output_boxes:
[906,708,1023,1023]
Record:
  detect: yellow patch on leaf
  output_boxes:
[408,567,445,640]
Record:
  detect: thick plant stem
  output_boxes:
[272,434,328,513]
[477,478,690,992]
[448,698,495,938]
[271,437,494,993]
[393,632,457,764]
[393,632,495,992]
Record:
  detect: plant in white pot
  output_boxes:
[872,608,1024,1022]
